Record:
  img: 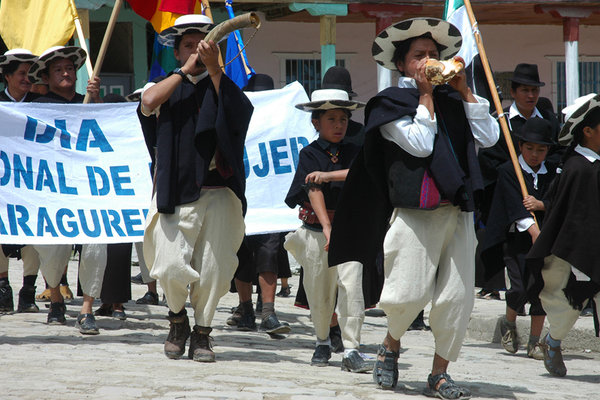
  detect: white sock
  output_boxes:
[316,338,331,346]
[344,348,359,357]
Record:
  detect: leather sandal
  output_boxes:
[372,344,399,390]
[541,334,567,377]
[424,373,471,399]
[77,313,100,335]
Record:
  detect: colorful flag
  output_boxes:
[0,0,76,55]
[148,33,178,81]
[126,0,203,33]
[443,0,477,67]
[224,0,255,89]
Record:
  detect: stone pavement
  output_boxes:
[1,257,598,400]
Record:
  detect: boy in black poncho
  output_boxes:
[284,89,374,373]
[329,17,499,398]
[528,94,600,377]
[140,14,253,363]
[480,117,558,360]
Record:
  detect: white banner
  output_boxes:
[0,102,153,244]
[0,82,316,244]
[243,81,316,235]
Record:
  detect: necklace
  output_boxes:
[326,148,339,163]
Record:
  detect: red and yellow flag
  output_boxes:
[126,0,204,32]
[0,0,76,54]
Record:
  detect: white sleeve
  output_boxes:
[462,94,499,149]
[380,104,437,157]
[139,82,159,117]
[515,217,535,232]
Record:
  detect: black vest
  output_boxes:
[381,86,483,212]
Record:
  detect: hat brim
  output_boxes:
[27,47,86,85]
[0,54,37,69]
[510,77,545,87]
[295,99,365,112]
[158,23,215,47]
[514,133,555,146]
[372,18,462,70]
[559,94,600,145]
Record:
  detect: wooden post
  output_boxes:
[83,0,123,104]
[320,15,336,79]
[462,0,537,226]
[69,0,94,77]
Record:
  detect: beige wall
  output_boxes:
[246,18,600,122]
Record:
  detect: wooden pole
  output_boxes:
[69,0,93,77]
[461,0,538,227]
[83,0,124,104]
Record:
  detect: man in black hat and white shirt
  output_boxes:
[140,14,253,363]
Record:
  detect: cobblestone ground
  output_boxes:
[1,258,598,399]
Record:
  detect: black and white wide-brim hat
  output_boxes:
[27,46,86,84]
[559,93,600,145]
[158,14,215,47]
[0,49,37,73]
[372,17,462,70]
[295,89,365,112]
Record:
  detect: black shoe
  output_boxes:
[47,302,66,325]
[136,291,159,305]
[226,306,242,326]
[342,350,374,373]
[259,313,291,334]
[311,344,331,366]
[407,312,431,331]
[275,285,292,298]
[237,312,257,331]
[329,325,344,353]
[130,273,143,285]
[17,284,39,313]
[77,313,100,335]
[94,303,113,316]
[0,281,14,312]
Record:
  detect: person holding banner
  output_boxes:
[0,49,42,313]
[26,45,105,334]
[330,17,499,398]
[228,73,291,335]
[140,14,253,363]
[284,89,374,373]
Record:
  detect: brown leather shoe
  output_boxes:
[35,288,51,302]
[164,310,191,359]
[188,325,215,362]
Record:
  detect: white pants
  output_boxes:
[0,246,40,277]
[380,206,475,362]
[134,242,153,284]
[285,227,365,348]
[144,188,245,327]
[34,244,107,298]
[539,255,598,340]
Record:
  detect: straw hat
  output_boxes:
[0,49,37,73]
[295,89,365,112]
[559,93,600,145]
[158,14,215,47]
[27,46,86,84]
[372,17,462,71]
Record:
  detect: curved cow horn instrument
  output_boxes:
[424,58,464,85]
[205,12,261,43]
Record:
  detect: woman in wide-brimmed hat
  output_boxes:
[0,49,38,102]
[329,17,500,399]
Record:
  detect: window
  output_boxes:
[274,53,353,95]
[551,57,600,118]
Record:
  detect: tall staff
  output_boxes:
[461,0,538,227]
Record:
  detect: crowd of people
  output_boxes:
[0,12,598,399]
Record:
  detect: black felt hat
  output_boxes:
[515,117,555,145]
[243,74,274,92]
[322,66,357,98]
[510,63,545,87]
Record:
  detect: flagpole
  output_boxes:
[83,0,123,104]
[201,0,224,69]
[69,0,94,77]
[461,0,538,227]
